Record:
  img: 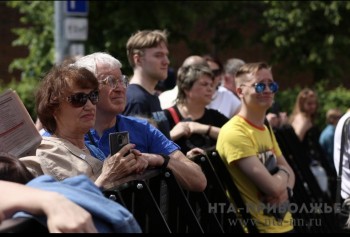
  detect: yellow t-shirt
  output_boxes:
[216,115,293,233]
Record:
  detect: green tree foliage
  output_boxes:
[5,1,350,123]
[261,1,350,84]
[5,1,55,119]
[87,1,254,74]
[315,81,350,129]
[275,81,350,129]
[6,1,55,80]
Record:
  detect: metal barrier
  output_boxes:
[205,151,259,233]
[191,154,246,233]
[103,168,205,233]
[0,158,253,233]
[103,169,171,233]
[103,157,256,233]
[274,125,337,233]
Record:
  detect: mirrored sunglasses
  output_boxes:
[253,82,279,94]
[67,90,99,108]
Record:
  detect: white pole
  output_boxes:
[54,1,69,64]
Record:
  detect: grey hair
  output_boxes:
[225,58,245,76]
[72,52,122,77]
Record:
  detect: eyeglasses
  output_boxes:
[212,69,222,77]
[242,82,279,94]
[67,90,99,108]
[99,75,129,89]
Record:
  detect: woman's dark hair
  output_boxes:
[202,54,223,72]
[0,152,35,184]
[36,64,99,134]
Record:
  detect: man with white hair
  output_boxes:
[73,52,207,192]
[223,58,245,96]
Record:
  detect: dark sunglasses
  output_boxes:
[242,82,279,94]
[66,90,99,108]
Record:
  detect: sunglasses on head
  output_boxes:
[242,82,279,94]
[66,90,99,108]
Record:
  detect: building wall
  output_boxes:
[0,3,28,84]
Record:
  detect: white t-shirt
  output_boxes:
[159,86,178,110]
[207,86,241,118]
[159,85,241,118]
[334,111,350,199]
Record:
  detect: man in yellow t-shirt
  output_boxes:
[216,62,295,233]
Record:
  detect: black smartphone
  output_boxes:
[109,131,130,156]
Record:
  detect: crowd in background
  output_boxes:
[0,29,347,233]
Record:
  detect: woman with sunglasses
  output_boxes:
[216,62,295,233]
[20,64,142,188]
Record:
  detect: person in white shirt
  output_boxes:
[159,85,178,110]
[159,55,206,109]
[334,111,350,201]
[203,55,241,118]
[223,58,245,97]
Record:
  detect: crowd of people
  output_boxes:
[1,29,347,234]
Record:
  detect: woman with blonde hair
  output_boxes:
[288,88,335,196]
[289,88,319,142]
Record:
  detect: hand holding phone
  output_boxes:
[109,131,130,156]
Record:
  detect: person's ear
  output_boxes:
[133,53,141,66]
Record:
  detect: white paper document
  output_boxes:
[0,89,42,158]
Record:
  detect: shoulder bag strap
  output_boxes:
[336,117,350,204]
[264,118,273,140]
[167,107,181,124]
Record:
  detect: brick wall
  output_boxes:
[0,2,28,84]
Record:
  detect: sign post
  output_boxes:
[64,18,88,41]
[54,0,89,63]
[65,0,89,16]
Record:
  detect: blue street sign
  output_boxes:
[65,0,88,16]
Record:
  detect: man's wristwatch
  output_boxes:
[160,154,170,172]
[287,187,293,199]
